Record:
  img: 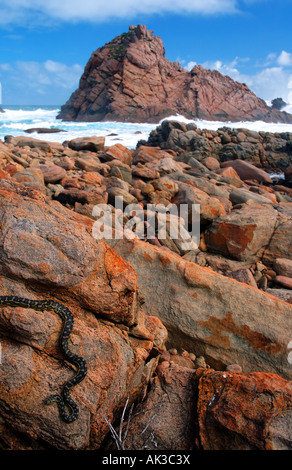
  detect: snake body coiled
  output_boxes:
[0,295,87,423]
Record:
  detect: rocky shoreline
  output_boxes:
[0,122,292,450]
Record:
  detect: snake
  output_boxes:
[0,295,87,424]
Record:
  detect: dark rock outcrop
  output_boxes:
[24,128,66,134]
[57,25,292,124]
[142,120,292,171]
[271,98,287,111]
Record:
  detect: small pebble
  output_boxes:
[168,348,178,355]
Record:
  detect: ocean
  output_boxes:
[1,105,292,150]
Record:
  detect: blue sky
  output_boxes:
[0,0,291,106]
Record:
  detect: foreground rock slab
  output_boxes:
[196,368,292,450]
[0,179,166,450]
[109,237,292,380]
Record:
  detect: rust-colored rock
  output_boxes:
[100,143,132,166]
[0,179,167,450]
[206,204,279,261]
[108,237,292,380]
[57,25,292,124]
[106,363,198,450]
[221,159,273,184]
[196,369,292,450]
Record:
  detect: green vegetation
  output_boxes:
[109,28,137,60]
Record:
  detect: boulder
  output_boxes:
[106,186,138,207]
[55,187,107,207]
[0,179,167,450]
[132,146,174,165]
[196,368,292,450]
[37,164,67,184]
[109,362,292,450]
[201,156,220,171]
[220,160,273,184]
[273,258,292,278]
[67,136,105,152]
[24,128,66,134]
[12,168,46,191]
[108,160,132,183]
[274,276,292,290]
[266,288,292,304]
[228,187,273,205]
[172,181,226,224]
[108,237,292,380]
[206,204,278,262]
[4,136,64,153]
[74,156,103,173]
[143,120,292,170]
[262,203,292,264]
[99,143,132,166]
[227,268,258,288]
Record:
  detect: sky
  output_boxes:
[0,0,291,106]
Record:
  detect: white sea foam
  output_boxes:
[1,106,292,149]
[163,114,292,134]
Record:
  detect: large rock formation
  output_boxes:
[0,179,167,450]
[57,24,292,124]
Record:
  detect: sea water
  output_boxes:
[1,105,292,150]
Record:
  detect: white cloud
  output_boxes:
[0,0,239,26]
[277,50,292,67]
[0,60,83,96]
[245,67,292,103]
[185,61,197,71]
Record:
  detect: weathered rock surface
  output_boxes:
[221,159,273,184]
[57,25,292,124]
[0,179,167,450]
[0,124,292,450]
[107,362,292,450]
[107,363,198,450]
[108,237,292,380]
[67,136,105,152]
[196,368,292,450]
[205,204,278,262]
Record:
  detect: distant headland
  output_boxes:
[57,24,292,124]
